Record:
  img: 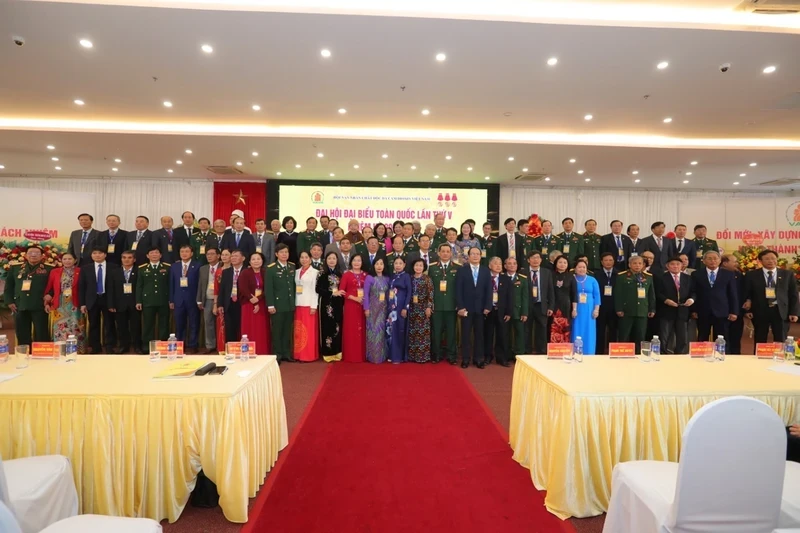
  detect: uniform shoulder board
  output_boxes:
[162,262,171,266]
[643,271,652,276]
[288,261,296,266]
[617,270,628,275]
[8,260,22,266]
[268,262,276,267]
[355,241,364,245]
[517,273,527,279]
[453,261,462,266]
[138,263,148,268]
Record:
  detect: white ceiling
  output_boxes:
[0,0,798,189]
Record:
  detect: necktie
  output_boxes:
[509,233,515,250]
[767,271,774,288]
[370,254,375,264]
[232,269,240,301]
[492,275,498,306]
[124,269,131,283]
[187,228,191,239]
[344,254,349,265]
[606,271,612,285]
[236,233,241,246]
[183,263,188,277]
[472,267,478,286]
[678,239,683,252]
[532,271,540,302]
[674,273,680,291]
[109,230,116,240]
[709,270,716,286]
[423,253,428,266]
[615,236,622,259]
[657,237,663,250]
[167,229,172,240]
[210,265,216,278]
[137,231,142,242]
[257,234,263,247]
[81,231,88,245]
[96,264,103,294]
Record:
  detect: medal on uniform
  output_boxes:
[255,288,263,297]
[563,244,570,254]
[123,283,133,294]
[604,285,613,296]
[637,286,646,299]
[439,280,447,292]
[180,276,189,288]
[357,288,364,298]
[199,245,206,255]
[21,279,32,291]
[413,295,419,304]
[107,243,116,253]
[532,286,538,298]
[379,292,385,302]
[579,292,587,304]
[766,287,777,299]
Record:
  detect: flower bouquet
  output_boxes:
[733,245,788,274]
[526,214,543,238]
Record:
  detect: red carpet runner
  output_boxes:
[245,363,574,533]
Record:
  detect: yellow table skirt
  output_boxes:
[0,355,288,523]
[509,355,800,520]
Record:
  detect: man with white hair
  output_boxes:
[225,209,252,233]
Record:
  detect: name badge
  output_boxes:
[509,250,516,258]
[64,288,73,298]
[180,276,189,288]
[542,247,548,254]
[696,250,703,258]
[618,248,624,256]
[492,292,498,304]
[296,286,303,295]
[637,287,646,299]
[481,249,487,258]
[579,292,587,303]
[131,242,138,250]
[563,244,570,254]
[256,246,262,254]
[168,244,173,252]
[531,286,539,298]
[22,279,32,291]
[604,285,613,296]
[630,252,638,257]
[199,245,206,255]
[123,283,133,294]
[357,288,364,298]
[231,286,238,296]
[255,288,263,298]
[413,295,419,304]
[379,292,385,302]
[766,287,777,299]
[389,289,396,299]
[439,280,447,292]
[107,243,116,253]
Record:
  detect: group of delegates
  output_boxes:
[4,210,798,366]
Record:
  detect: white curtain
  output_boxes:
[500,186,782,231]
[0,177,213,229]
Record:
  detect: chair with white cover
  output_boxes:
[603,396,787,533]
[779,461,800,528]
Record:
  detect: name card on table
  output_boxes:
[31,342,55,357]
[547,343,573,359]
[756,343,782,358]
[689,342,714,358]
[225,342,258,356]
[608,343,636,358]
[154,341,184,355]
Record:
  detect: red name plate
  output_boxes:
[225,342,258,355]
[609,343,636,358]
[31,342,55,357]
[755,343,782,358]
[154,341,184,355]
[689,342,714,358]
[547,343,573,359]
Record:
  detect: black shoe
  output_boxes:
[460,361,469,369]
[500,361,511,367]
[448,360,458,366]
[285,356,297,363]
[476,362,486,369]
[431,359,440,364]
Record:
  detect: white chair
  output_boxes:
[0,501,23,533]
[603,396,788,533]
[780,461,800,528]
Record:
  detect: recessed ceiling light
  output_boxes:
[547,57,558,66]
[569,158,576,163]
[185,149,192,154]
[467,167,473,171]
[317,152,324,158]
[657,61,669,70]
[330,173,335,177]
[632,170,639,175]
[251,152,258,157]
[382,154,388,159]
[485,176,490,180]
[733,181,740,185]
[176,160,182,165]
[112,167,118,172]
[690,161,698,165]
[201,44,213,54]
[320,49,331,58]
[522,167,529,172]
[252,104,261,111]
[578,170,584,174]
[114,158,122,163]
[508,156,515,161]
[435,52,446,62]
[338,108,347,114]
[421,109,430,116]
[236,161,243,166]
[79,39,93,49]
[51,157,59,161]
[411,165,417,170]
[295,164,301,168]
[584,178,591,182]
[445,155,452,160]
[276,172,282,176]
[163,101,173,108]
[584,114,593,121]
[434,174,439,179]
[683,180,690,184]
[73,99,85,106]
[0,165,5,170]
[686,172,693,176]
[353,164,359,169]
[663,117,673,123]
[167,169,174,173]
[763,65,777,74]
[54,166,62,170]
[544,177,551,181]
[47,145,55,150]
[740,173,746,177]
[383,174,388,178]
[750,162,757,167]
[634,179,641,183]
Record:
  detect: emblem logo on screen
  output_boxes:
[786,201,800,227]
[311,191,325,204]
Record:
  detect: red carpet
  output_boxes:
[245,363,574,533]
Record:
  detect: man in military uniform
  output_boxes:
[503,256,528,359]
[136,246,171,351]
[692,224,718,270]
[386,235,408,266]
[428,243,461,364]
[517,219,535,262]
[297,216,320,256]
[480,222,497,267]
[310,243,324,270]
[190,217,218,264]
[401,223,419,253]
[533,220,562,258]
[558,217,584,266]
[614,255,656,351]
[4,245,52,345]
[267,243,296,362]
[432,213,448,249]
[583,218,603,272]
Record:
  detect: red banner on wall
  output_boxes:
[213,182,267,227]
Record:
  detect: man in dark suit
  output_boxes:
[319,219,338,248]
[595,252,619,354]
[216,250,245,342]
[640,221,675,273]
[601,220,633,272]
[722,253,746,354]
[627,224,645,257]
[655,257,696,354]
[691,250,739,342]
[496,218,524,265]
[152,215,178,264]
[126,215,154,266]
[67,213,101,267]
[169,245,202,353]
[361,237,387,276]
[173,211,199,253]
[220,217,256,263]
[484,257,512,366]
[96,214,128,265]
[79,246,120,353]
[743,249,799,348]
[455,246,492,368]
[110,250,141,354]
[524,250,555,354]
[405,234,438,274]
[672,224,696,263]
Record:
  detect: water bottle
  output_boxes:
[167,334,178,361]
[65,335,78,363]
[714,335,726,362]
[240,334,250,362]
[650,335,661,362]
[573,336,584,363]
[785,336,796,362]
[0,335,8,364]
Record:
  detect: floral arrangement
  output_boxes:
[0,240,65,280]
[733,245,788,274]
[550,312,570,343]
[790,251,800,289]
[666,231,676,240]
[526,214,543,238]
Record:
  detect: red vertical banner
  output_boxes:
[213,182,267,227]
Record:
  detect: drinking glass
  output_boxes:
[640,342,651,363]
[15,345,30,369]
[52,341,65,362]
[149,340,161,363]
[223,345,235,365]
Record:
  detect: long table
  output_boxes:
[509,355,800,520]
[0,355,288,523]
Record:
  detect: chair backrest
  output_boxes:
[0,501,22,533]
[668,396,787,533]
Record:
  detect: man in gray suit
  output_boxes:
[195,247,221,354]
[742,249,799,350]
[324,228,349,270]
[252,219,275,263]
[525,250,556,354]
[67,213,101,267]
[640,221,675,273]
[405,234,438,274]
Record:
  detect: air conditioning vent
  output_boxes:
[738,0,800,13]
[758,178,800,186]
[206,166,244,175]
[514,173,548,182]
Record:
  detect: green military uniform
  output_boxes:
[569,268,595,278]
[532,234,563,258]
[506,272,529,357]
[297,230,321,256]
[402,238,419,254]
[692,237,719,269]
[353,240,367,257]
[432,228,448,249]
[4,261,52,345]
[385,251,407,268]
[266,261,296,361]
[190,231,214,263]
[520,234,535,261]
[583,232,603,272]
[558,232,585,265]
[428,260,461,363]
[614,270,655,350]
[480,236,497,267]
[136,262,171,346]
